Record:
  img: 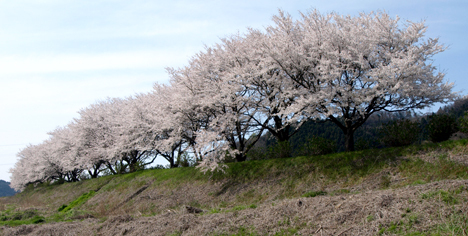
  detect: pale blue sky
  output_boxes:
[0,0,466,181]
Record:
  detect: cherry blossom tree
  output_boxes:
[10,141,68,191]
[47,125,83,182]
[72,99,121,176]
[146,84,196,168]
[256,10,456,151]
[108,96,163,172]
[236,30,307,143]
[10,144,48,191]
[122,89,186,169]
[162,74,217,163]
[167,39,269,163]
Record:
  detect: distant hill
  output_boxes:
[0,180,17,197]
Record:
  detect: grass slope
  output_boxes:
[1,139,468,235]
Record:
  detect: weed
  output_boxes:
[232,205,247,211]
[379,213,421,234]
[455,185,465,194]
[167,231,182,236]
[421,189,459,205]
[302,191,327,198]
[208,208,221,214]
[408,214,419,225]
[219,201,229,208]
[335,189,350,194]
[380,174,392,189]
[277,217,291,226]
[236,189,257,204]
[398,154,468,187]
[228,226,259,236]
[187,200,202,209]
[411,179,426,186]
[273,228,299,236]
[435,211,468,235]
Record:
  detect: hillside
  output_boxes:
[0,181,16,198]
[1,139,468,235]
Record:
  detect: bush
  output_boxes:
[458,111,468,133]
[176,152,195,167]
[427,114,458,142]
[269,141,291,159]
[380,119,420,147]
[247,141,291,160]
[246,147,268,161]
[299,136,336,156]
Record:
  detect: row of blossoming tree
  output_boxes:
[10,10,456,191]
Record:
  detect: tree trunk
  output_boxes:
[169,155,176,168]
[328,115,357,152]
[272,116,290,142]
[235,153,247,162]
[89,161,103,178]
[106,162,117,175]
[344,128,355,152]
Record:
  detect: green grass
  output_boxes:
[0,190,98,226]
[58,190,95,213]
[435,212,468,235]
[379,210,468,236]
[25,139,468,195]
[421,190,457,205]
[397,156,468,187]
[420,187,466,205]
[378,214,421,235]
[0,207,45,226]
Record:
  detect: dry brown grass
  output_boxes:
[2,179,467,235]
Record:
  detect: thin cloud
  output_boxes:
[0,50,188,75]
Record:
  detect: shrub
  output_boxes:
[380,119,420,147]
[269,141,291,159]
[427,114,458,142]
[458,111,468,133]
[247,141,291,160]
[176,152,195,167]
[246,147,268,161]
[299,136,336,156]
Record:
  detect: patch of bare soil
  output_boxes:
[3,179,468,236]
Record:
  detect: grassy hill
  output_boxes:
[1,139,468,235]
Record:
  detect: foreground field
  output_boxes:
[1,140,468,235]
